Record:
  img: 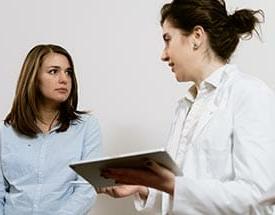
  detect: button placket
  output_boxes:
[175,96,205,166]
[33,134,48,212]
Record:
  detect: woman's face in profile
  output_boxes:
[37,53,72,106]
[161,20,197,82]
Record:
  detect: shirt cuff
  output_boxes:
[134,188,159,211]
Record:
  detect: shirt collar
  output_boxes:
[203,64,228,88]
[184,64,229,102]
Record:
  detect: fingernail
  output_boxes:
[102,168,111,174]
[145,160,152,166]
[101,169,111,178]
[101,173,109,179]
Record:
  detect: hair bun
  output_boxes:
[228,9,264,37]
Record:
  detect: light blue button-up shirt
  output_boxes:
[0,114,102,215]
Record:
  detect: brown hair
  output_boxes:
[160,0,264,61]
[5,44,85,137]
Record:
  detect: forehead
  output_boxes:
[41,53,70,67]
[162,19,181,36]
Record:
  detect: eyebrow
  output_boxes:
[47,66,72,70]
[47,66,61,69]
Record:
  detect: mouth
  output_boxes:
[55,88,68,93]
[168,62,175,72]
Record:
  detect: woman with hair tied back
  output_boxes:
[97,0,275,214]
[0,44,102,214]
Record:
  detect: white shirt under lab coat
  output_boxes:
[135,64,275,215]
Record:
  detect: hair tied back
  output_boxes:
[228,9,264,39]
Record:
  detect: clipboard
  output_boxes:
[69,148,182,188]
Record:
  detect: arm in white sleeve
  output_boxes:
[57,116,103,215]
[134,188,162,214]
[172,84,275,215]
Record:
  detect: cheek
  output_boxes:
[39,85,50,97]
[68,79,73,92]
[175,62,192,81]
[38,80,45,93]
[38,80,54,96]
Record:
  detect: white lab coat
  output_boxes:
[135,64,275,215]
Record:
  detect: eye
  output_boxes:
[163,36,171,47]
[164,37,170,42]
[65,69,73,76]
[48,69,58,74]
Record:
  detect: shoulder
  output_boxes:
[0,121,4,131]
[0,121,20,144]
[0,121,11,133]
[228,66,274,99]
[78,113,99,124]
[0,122,3,138]
[73,113,101,129]
[226,67,275,111]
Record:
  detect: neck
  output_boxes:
[39,109,59,124]
[193,57,225,88]
[36,105,59,133]
[38,99,59,122]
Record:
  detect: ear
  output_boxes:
[191,25,205,50]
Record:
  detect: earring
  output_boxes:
[193,43,199,50]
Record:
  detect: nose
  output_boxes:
[161,49,169,62]
[58,71,69,84]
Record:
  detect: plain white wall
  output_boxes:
[0,0,274,214]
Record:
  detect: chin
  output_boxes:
[175,76,184,82]
[175,74,190,82]
[54,96,70,103]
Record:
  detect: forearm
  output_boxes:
[137,186,149,201]
[0,201,4,214]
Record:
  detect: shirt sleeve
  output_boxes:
[134,188,162,214]
[172,83,275,214]
[0,168,4,214]
[57,115,103,215]
[0,127,7,214]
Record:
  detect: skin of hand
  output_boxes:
[96,185,149,200]
[99,160,175,196]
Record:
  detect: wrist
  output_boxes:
[164,177,175,196]
[138,186,149,201]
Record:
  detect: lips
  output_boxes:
[55,88,68,93]
[169,62,175,72]
[168,62,174,67]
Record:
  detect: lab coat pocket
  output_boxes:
[203,143,232,179]
[199,108,233,179]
